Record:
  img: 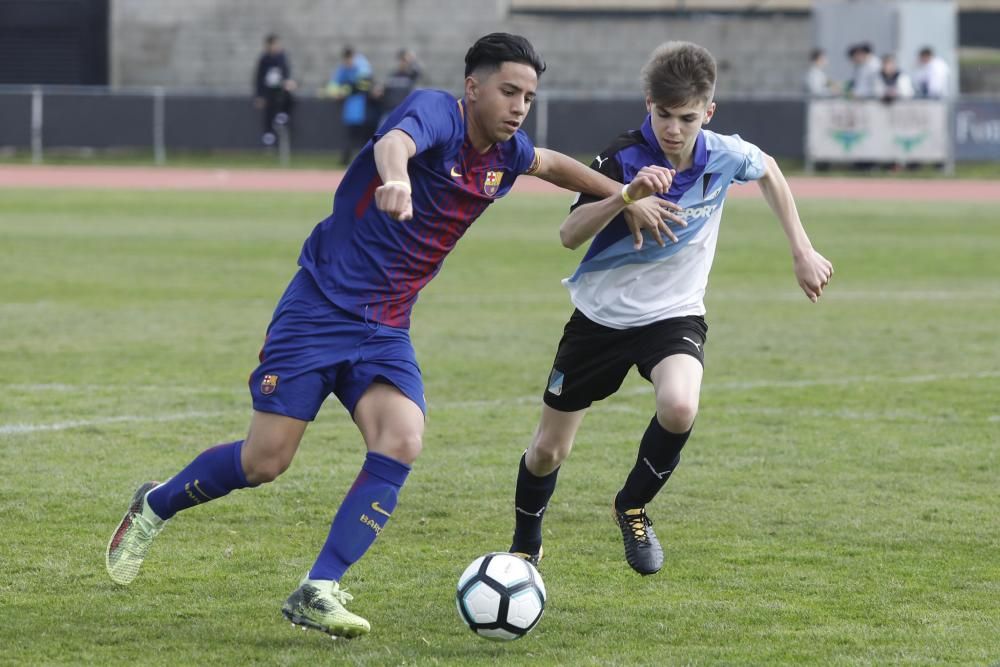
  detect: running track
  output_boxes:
[0,165,997,201]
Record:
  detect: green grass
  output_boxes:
[1,188,998,666]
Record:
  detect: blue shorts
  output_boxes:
[248,269,425,421]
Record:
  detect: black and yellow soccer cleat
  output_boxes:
[612,502,663,575]
[508,545,544,568]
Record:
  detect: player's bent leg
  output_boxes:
[282,576,371,638]
[289,382,418,636]
[106,413,306,586]
[613,354,704,575]
[511,405,587,565]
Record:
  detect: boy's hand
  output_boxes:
[622,166,684,249]
[623,197,686,248]
[794,249,834,302]
[375,181,413,221]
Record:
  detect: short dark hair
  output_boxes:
[265,33,279,46]
[342,46,355,59]
[810,48,825,63]
[642,41,717,107]
[464,33,546,78]
[919,46,934,58]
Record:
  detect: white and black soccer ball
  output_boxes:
[456,552,547,641]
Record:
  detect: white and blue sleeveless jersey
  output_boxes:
[564,117,766,329]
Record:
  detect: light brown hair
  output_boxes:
[642,41,717,108]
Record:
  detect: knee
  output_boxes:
[528,432,571,474]
[656,398,698,433]
[376,431,423,465]
[242,442,294,485]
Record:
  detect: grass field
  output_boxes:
[1,187,998,666]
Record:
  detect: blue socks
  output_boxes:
[145,440,253,520]
[308,451,411,582]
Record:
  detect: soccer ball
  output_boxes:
[456,552,547,641]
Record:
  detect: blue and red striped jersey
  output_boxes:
[299,89,538,328]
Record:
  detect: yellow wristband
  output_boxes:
[620,183,636,205]
[383,180,412,193]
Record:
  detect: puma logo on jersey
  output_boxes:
[704,186,723,200]
[643,457,674,480]
[594,155,608,168]
[682,336,702,351]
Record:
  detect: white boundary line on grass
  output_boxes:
[0,411,228,435]
[4,371,998,436]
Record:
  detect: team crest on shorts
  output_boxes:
[261,374,279,395]
[547,369,564,396]
[483,170,503,197]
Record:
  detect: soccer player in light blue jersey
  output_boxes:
[509,41,834,575]
[105,33,676,638]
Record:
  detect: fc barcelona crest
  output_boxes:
[261,374,279,395]
[483,170,503,196]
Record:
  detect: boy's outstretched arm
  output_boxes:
[757,154,834,302]
[532,148,684,250]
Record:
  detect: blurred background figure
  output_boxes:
[874,54,914,103]
[377,48,422,124]
[914,46,951,98]
[327,46,375,164]
[254,33,297,147]
[846,42,880,98]
[804,48,840,97]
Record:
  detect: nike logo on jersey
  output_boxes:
[370,501,392,517]
[643,457,674,480]
[450,166,462,179]
[594,155,608,168]
[682,336,702,352]
[515,505,546,517]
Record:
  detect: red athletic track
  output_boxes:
[0,165,997,201]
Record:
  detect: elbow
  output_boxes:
[559,226,579,250]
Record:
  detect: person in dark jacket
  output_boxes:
[254,33,297,146]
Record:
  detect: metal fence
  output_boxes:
[1,85,998,165]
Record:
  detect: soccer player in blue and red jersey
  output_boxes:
[508,42,834,575]
[105,33,676,638]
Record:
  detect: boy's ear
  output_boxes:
[703,101,717,125]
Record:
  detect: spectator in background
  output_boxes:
[914,47,950,99]
[327,46,375,164]
[378,49,422,123]
[846,43,880,98]
[254,34,297,147]
[804,48,839,97]
[874,54,914,103]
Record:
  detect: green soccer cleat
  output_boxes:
[612,501,663,576]
[106,481,167,585]
[282,576,371,639]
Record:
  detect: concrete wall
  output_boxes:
[110,0,812,96]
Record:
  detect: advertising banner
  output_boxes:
[807,99,949,162]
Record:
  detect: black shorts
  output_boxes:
[543,309,708,412]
